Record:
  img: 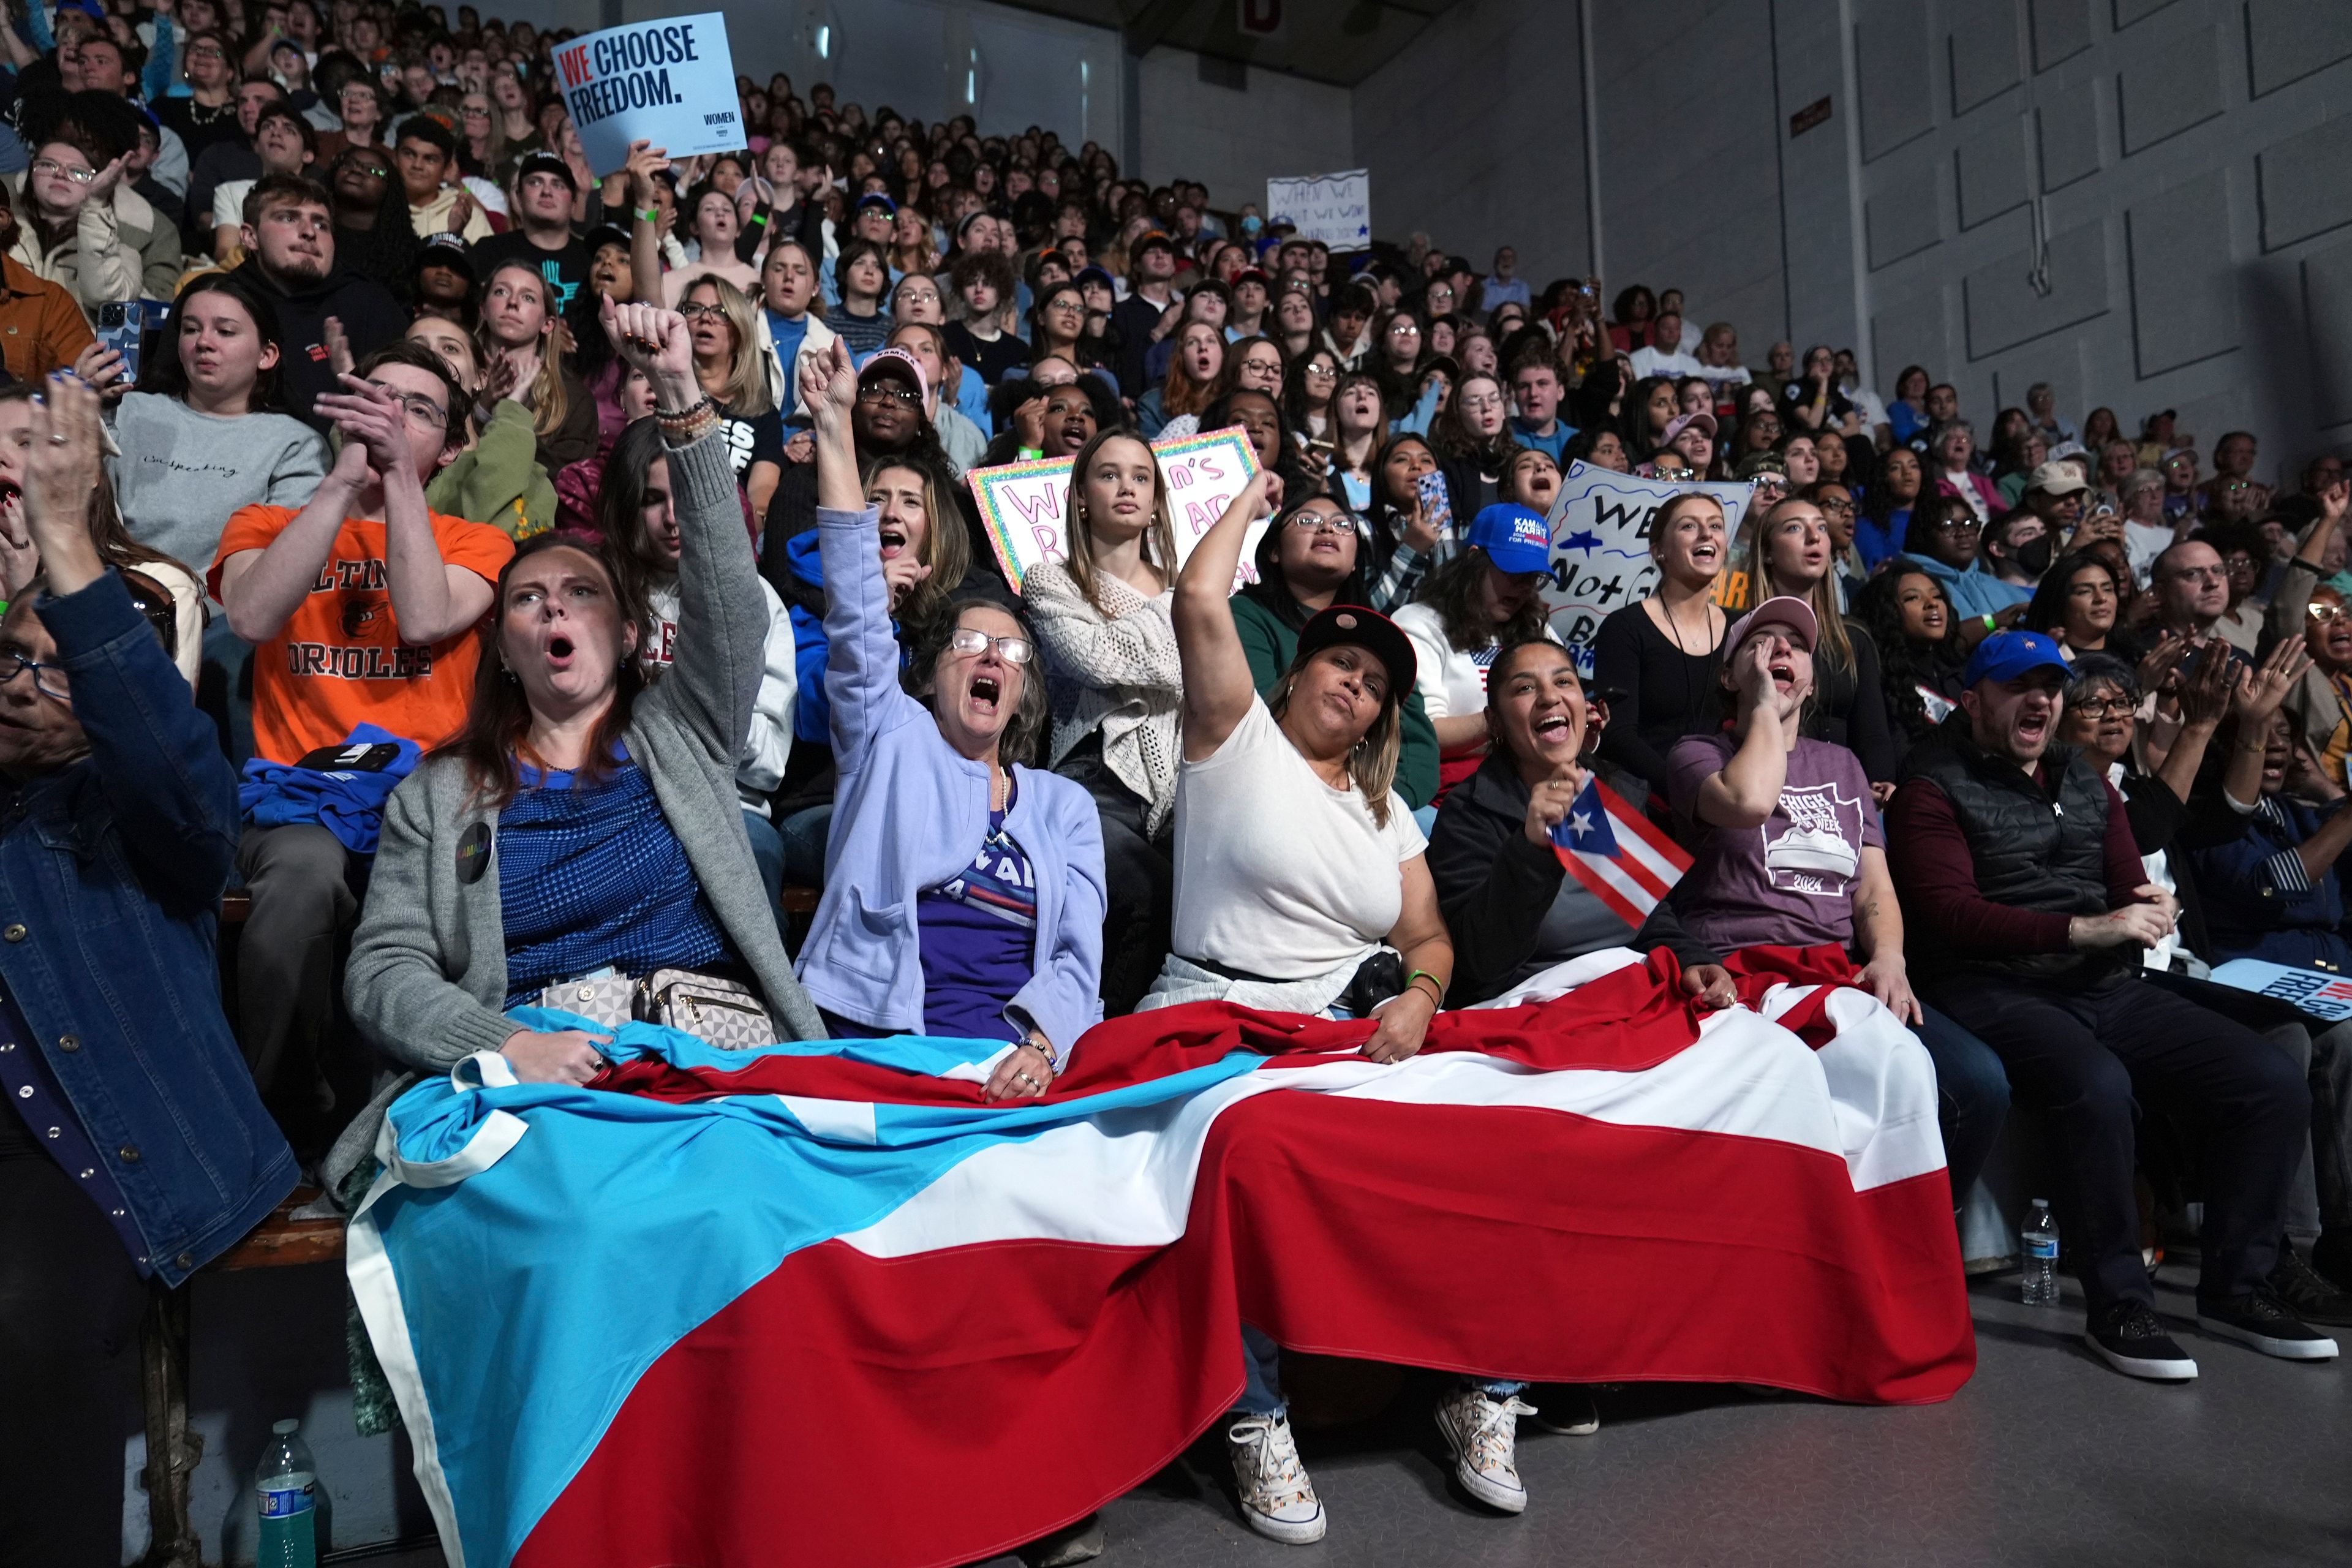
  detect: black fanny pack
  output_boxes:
[1191,949,1404,1016]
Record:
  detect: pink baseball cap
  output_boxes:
[858,345,929,403]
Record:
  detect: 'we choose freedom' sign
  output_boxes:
[554,13,743,172]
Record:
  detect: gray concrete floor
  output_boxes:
[352,1270,2352,1568]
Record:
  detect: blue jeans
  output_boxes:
[778,802,832,890]
[741,807,784,925]
[1234,1324,1522,1418]
[1915,1006,2011,1208]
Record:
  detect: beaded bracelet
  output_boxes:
[654,396,719,447]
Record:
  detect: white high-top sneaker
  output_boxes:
[1226,1412,1327,1544]
[1434,1384,1537,1514]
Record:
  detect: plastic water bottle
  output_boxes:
[255,1419,318,1568]
[2020,1199,2060,1306]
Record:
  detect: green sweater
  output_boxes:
[426,398,558,538]
[1230,592,1441,809]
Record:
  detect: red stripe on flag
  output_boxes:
[1596,778,1692,870]
[515,1097,1969,1568]
[1559,845,1653,927]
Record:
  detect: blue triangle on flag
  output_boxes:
[1548,777,1620,858]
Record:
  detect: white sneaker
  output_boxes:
[1226,1412,1326,1544]
[1433,1384,1536,1514]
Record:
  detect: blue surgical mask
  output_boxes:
[1240,214,1262,236]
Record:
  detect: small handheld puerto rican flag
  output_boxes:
[1548,775,1692,929]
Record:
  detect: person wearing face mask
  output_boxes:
[0,375,295,1568]
[795,336,1105,1079]
[340,300,825,1195]
[1980,510,2055,597]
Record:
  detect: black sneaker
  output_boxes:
[2269,1248,2352,1327]
[2196,1287,2340,1360]
[2084,1300,2198,1381]
[1528,1382,1600,1436]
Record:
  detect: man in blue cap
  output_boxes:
[1887,630,2331,1381]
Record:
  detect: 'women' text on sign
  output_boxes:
[554,13,742,175]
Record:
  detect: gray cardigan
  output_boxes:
[328,428,824,1193]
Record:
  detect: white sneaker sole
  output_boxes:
[1240,1504,1326,1545]
[2196,1316,2340,1360]
[2083,1332,2198,1381]
[1435,1411,1528,1515]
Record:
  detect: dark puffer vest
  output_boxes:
[1901,714,2118,984]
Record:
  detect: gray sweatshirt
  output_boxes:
[106,391,330,582]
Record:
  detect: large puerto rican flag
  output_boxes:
[349,948,1970,1568]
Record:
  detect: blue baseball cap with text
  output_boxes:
[1466,503,1552,576]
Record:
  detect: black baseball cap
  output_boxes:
[414,232,475,280]
[1295,604,1416,703]
[513,150,576,192]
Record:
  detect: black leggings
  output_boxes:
[1055,741,1171,1017]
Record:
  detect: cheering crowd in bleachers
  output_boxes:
[3,3,2351,1564]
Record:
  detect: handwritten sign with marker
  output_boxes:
[1265,169,1371,251]
[968,426,1264,595]
[553,12,742,174]
[1541,462,1755,677]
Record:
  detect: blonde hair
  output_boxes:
[478,261,570,443]
[1268,655,1403,829]
[1743,497,1855,671]
[685,274,775,417]
[1060,429,1178,616]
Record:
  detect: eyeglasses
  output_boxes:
[948,627,1031,664]
[382,390,447,427]
[0,650,69,702]
[1926,517,1981,533]
[1287,510,1359,535]
[30,159,94,185]
[858,381,922,406]
[1816,496,1854,514]
[677,301,728,320]
[2070,698,2134,719]
[1303,363,1337,380]
[2310,603,2352,625]
[1387,323,1419,337]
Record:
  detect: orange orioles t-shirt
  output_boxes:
[208,504,517,765]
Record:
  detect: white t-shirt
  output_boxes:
[1629,344,1706,381]
[1169,697,1427,979]
[1393,602,1560,747]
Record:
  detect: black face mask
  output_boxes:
[2011,532,2056,577]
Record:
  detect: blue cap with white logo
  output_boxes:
[1467,503,1552,576]
[1961,628,2071,688]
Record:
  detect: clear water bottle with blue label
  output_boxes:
[2020,1199,2060,1306]
[255,1418,317,1568]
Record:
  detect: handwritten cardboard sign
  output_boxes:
[1265,168,1371,251]
[1540,461,1756,677]
[552,13,742,175]
[969,426,1264,595]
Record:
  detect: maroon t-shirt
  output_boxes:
[1665,733,1883,953]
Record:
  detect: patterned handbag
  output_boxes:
[536,970,777,1051]
[638,970,777,1051]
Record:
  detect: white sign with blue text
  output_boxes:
[553,13,742,175]
[1542,462,1754,679]
[1265,169,1371,251]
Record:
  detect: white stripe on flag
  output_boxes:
[1564,846,1659,927]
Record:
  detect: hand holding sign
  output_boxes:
[554,13,741,177]
[968,426,1266,595]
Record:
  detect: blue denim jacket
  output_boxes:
[0,572,295,1285]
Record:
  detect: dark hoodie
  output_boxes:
[145,259,410,434]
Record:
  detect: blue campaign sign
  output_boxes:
[553,12,742,175]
